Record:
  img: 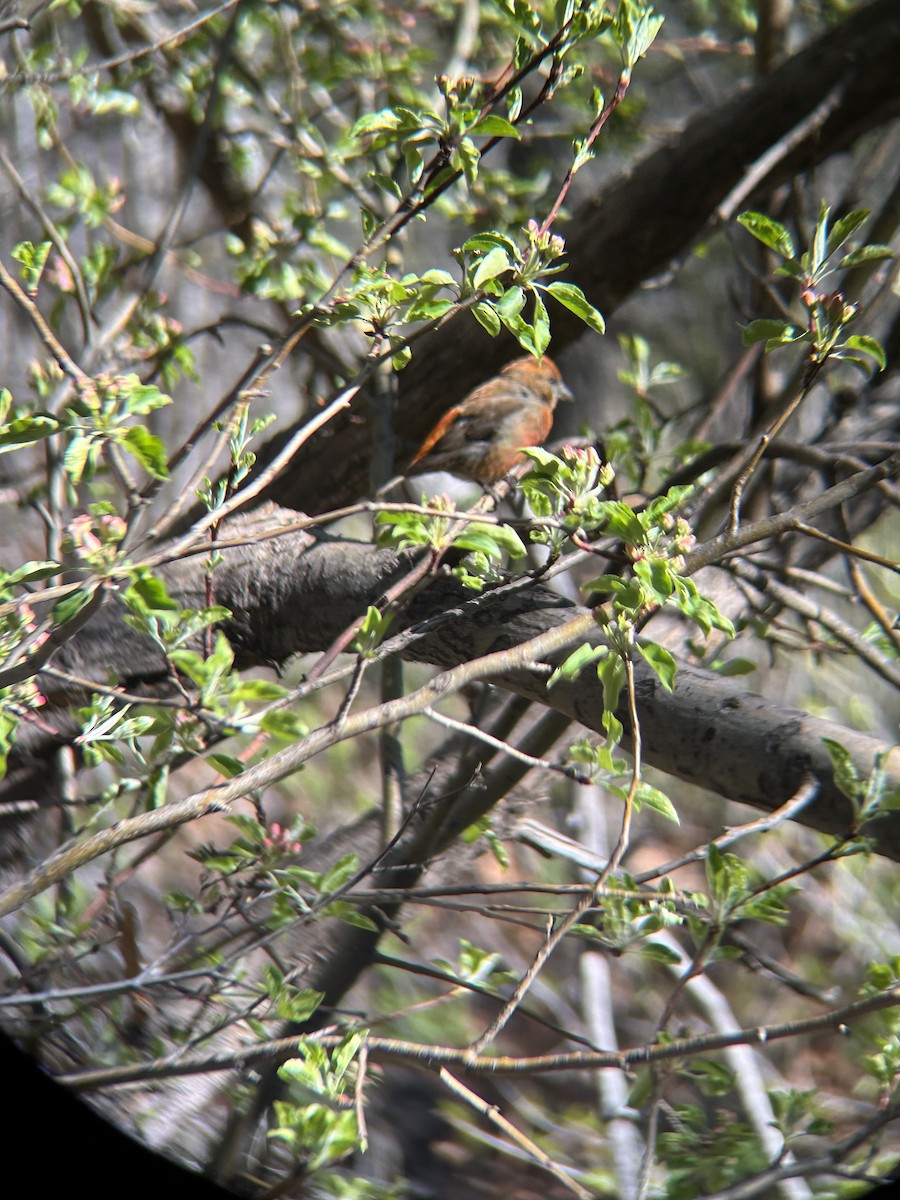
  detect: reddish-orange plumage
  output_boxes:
[408,355,573,486]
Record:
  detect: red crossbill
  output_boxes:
[407,355,573,486]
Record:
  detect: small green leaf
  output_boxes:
[275,987,325,1022]
[495,285,526,320]
[822,737,862,804]
[473,114,521,139]
[318,853,359,894]
[598,654,625,716]
[334,909,380,932]
[635,781,680,823]
[741,319,802,348]
[840,335,886,372]
[454,136,480,189]
[368,171,402,199]
[599,500,646,544]
[737,211,795,259]
[471,302,501,336]
[122,425,170,479]
[473,246,512,290]
[457,521,526,558]
[638,641,677,692]
[5,560,60,586]
[546,282,606,337]
[531,290,551,358]
[640,941,683,964]
[12,240,52,293]
[232,680,289,702]
[121,377,173,415]
[259,710,309,740]
[711,657,756,677]
[548,642,608,687]
[126,571,180,613]
[838,244,894,269]
[206,754,246,779]
[63,434,92,483]
[824,209,869,259]
[0,412,60,451]
[350,108,406,138]
[52,587,93,625]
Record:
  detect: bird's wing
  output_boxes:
[409,404,464,463]
[411,390,536,462]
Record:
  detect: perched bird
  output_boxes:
[406,355,573,486]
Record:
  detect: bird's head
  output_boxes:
[501,355,574,407]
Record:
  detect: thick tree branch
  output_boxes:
[6,503,898,859]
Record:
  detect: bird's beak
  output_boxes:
[555,380,575,403]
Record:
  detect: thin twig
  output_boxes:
[422,706,589,783]
[0,254,89,385]
[715,84,845,224]
[59,982,900,1090]
[439,1068,593,1200]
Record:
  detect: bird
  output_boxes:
[405,355,573,487]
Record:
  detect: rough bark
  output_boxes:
[6,505,898,860]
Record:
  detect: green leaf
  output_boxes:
[634,556,674,602]
[126,572,180,614]
[598,654,625,716]
[547,282,609,336]
[638,641,677,692]
[12,240,52,293]
[457,521,526,558]
[419,269,456,287]
[121,425,170,479]
[232,679,289,702]
[548,642,608,687]
[495,285,526,320]
[368,171,402,199]
[206,754,246,779]
[4,560,60,586]
[682,1058,736,1097]
[711,657,756,677]
[473,115,521,139]
[741,319,802,349]
[838,244,894,269]
[259,710,309,740]
[454,136,480,189]
[473,246,512,290]
[0,412,60,452]
[52,587,93,625]
[334,909,380,932]
[839,335,886,372]
[460,232,520,258]
[349,108,406,138]
[0,708,20,777]
[635,781,680,823]
[276,987,325,1022]
[531,290,551,358]
[824,209,869,259]
[640,940,683,964]
[599,500,646,544]
[737,212,795,259]
[822,737,861,804]
[471,302,501,336]
[121,377,173,415]
[63,434,92,483]
[318,853,359,894]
